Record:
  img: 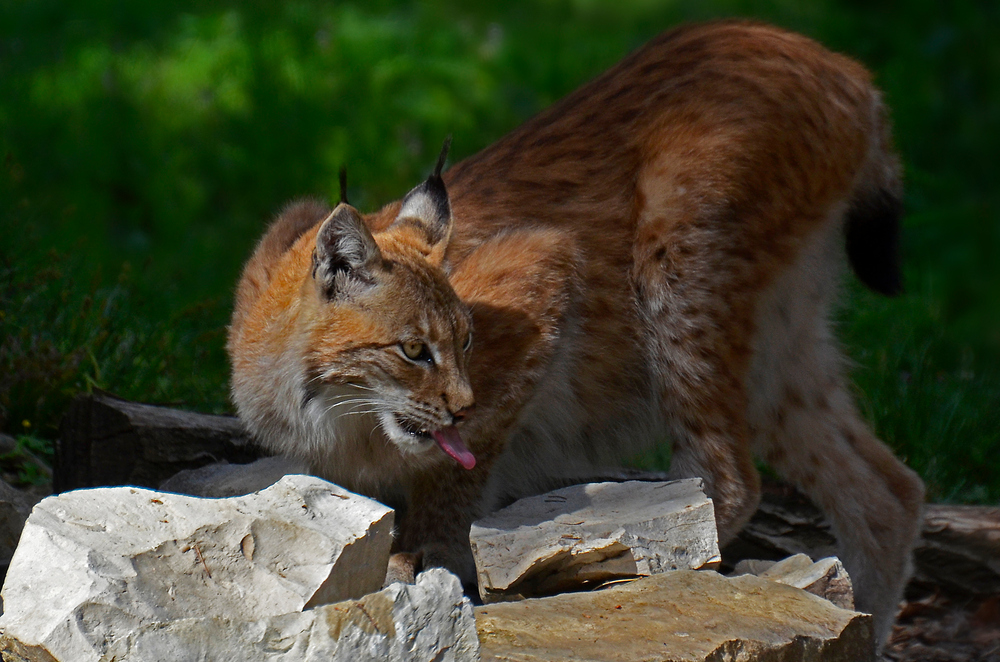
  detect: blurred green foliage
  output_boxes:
[1,0,997,502]
[0,434,54,487]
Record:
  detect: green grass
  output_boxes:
[1,0,997,503]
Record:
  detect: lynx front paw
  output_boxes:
[384,551,423,587]
[419,541,478,589]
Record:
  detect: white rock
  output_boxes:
[0,475,393,662]
[97,569,479,662]
[470,479,720,603]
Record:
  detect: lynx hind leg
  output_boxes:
[659,381,761,547]
[634,230,763,545]
[747,222,925,645]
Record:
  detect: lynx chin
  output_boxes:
[228,20,925,647]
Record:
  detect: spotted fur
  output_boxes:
[228,21,924,645]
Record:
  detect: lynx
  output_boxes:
[228,20,925,644]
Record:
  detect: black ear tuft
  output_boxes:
[313,203,381,298]
[338,166,349,206]
[433,135,452,178]
[393,137,453,249]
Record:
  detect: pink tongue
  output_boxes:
[431,427,476,470]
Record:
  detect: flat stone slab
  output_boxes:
[475,570,875,661]
[0,475,394,662]
[470,479,719,603]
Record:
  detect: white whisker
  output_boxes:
[319,399,374,413]
[323,398,378,407]
[345,383,379,392]
[322,403,380,417]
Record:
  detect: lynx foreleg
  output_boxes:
[399,455,497,586]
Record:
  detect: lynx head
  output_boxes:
[304,140,476,470]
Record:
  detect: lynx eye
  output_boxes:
[463,334,473,352]
[401,340,431,363]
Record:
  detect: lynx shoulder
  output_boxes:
[228,20,924,646]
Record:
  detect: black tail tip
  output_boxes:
[845,188,904,297]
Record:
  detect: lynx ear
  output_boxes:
[393,137,453,265]
[312,203,381,298]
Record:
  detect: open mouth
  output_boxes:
[394,415,476,470]
[397,416,432,441]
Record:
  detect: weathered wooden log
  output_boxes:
[723,479,1000,597]
[914,503,1000,595]
[55,392,264,492]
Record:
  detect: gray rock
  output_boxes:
[0,434,18,455]
[732,554,854,611]
[159,456,309,498]
[0,478,39,609]
[476,570,875,661]
[0,480,35,559]
[731,558,778,576]
[470,479,720,603]
[0,475,393,661]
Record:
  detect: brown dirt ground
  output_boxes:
[884,584,1000,662]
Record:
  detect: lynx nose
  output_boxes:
[451,404,476,424]
[443,377,475,423]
